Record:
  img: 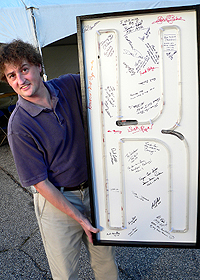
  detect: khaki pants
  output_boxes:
[33,187,119,280]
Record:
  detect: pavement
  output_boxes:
[0,143,200,279]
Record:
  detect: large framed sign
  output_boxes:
[77,5,200,247]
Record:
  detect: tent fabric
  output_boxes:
[0,6,35,46]
[0,0,199,48]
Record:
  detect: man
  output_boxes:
[0,40,119,280]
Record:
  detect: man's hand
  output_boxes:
[79,217,100,243]
[34,179,99,244]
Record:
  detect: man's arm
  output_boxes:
[34,179,99,243]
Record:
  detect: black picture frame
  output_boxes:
[77,4,200,248]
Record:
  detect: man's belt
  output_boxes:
[58,181,88,192]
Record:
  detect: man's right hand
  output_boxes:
[34,178,99,244]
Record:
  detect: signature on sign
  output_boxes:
[152,15,185,24]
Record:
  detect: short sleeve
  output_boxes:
[8,132,48,187]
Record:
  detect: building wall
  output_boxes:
[42,44,80,80]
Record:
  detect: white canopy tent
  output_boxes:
[0,0,199,46]
[0,0,199,81]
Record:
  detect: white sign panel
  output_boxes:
[77,5,199,246]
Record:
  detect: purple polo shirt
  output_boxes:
[8,74,88,188]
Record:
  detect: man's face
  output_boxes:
[4,60,43,100]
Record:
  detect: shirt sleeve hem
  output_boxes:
[21,173,47,188]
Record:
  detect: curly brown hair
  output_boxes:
[0,39,43,82]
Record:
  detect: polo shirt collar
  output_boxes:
[17,82,59,117]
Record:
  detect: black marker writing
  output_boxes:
[132,191,150,202]
[145,43,159,64]
[151,197,161,209]
[139,167,163,186]
[166,50,177,60]
[128,159,152,173]
[144,142,160,155]
[128,227,138,237]
[139,27,151,41]
[128,97,160,114]
[150,215,175,239]
[123,62,136,76]
[104,86,116,117]
[83,21,100,33]
[110,148,118,165]
[120,17,144,34]
[100,34,114,57]
[123,48,143,59]
[128,216,137,225]
[125,149,138,163]
[107,231,121,237]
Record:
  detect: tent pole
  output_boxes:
[20,1,47,80]
[28,6,48,81]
